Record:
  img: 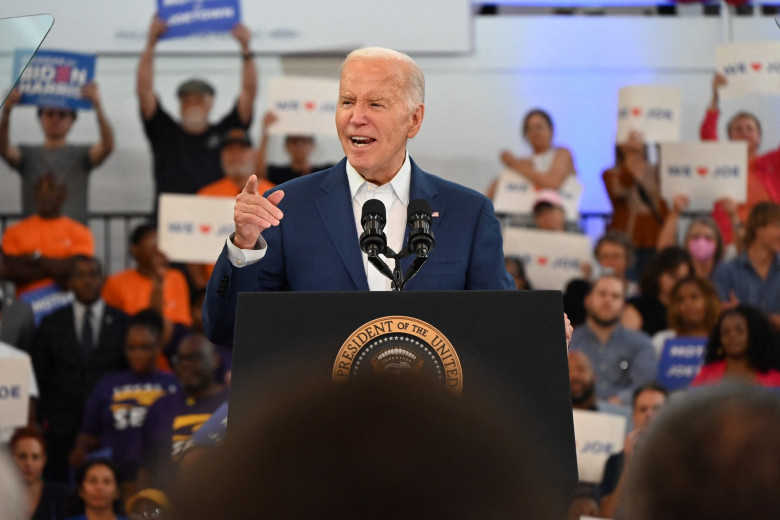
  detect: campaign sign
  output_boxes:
[13,49,95,110]
[657,336,707,391]
[18,282,73,326]
[0,358,31,429]
[616,85,680,143]
[502,228,591,291]
[492,169,582,222]
[157,0,240,39]
[716,41,780,99]
[267,76,340,137]
[660,141,748,212]
[572,410,627,484]
[158,194,236,263]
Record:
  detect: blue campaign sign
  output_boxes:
[13,50,96,111]
[657,336,707,391]
[158,0,241,39]
[18,282,74,326]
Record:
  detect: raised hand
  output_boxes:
[233,175,285,249]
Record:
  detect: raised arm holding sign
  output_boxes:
[136,15,257,203]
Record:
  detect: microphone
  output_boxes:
[360,199,388,257]
[407,199,435,258]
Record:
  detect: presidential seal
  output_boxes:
[332,316,462,394]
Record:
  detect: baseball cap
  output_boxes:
[176,78,215,98]
[532,190,564,213]
[221,128,252,148]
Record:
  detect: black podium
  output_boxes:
[229,290,577,497]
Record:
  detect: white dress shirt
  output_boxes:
[226,153,412,291]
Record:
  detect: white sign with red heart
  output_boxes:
[660,141,748,212]
[267,76,341,137]
[716,41,780,99]
[616,85,680,144]
[502,228,592,291]
[157,194,237,263]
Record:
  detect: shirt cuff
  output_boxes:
[226,232,267,267]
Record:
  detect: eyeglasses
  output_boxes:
[129,509,164,520]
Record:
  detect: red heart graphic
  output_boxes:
[537,256,548,266]
[304,101,316,111]
[751,62,762,72]
[631,107,642,117]
[697,166,708,177]
[199,224,212,234]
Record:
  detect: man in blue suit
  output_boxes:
[203,47,516,346]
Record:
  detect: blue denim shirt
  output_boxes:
[712,253,780,314]
[570,324,657,405]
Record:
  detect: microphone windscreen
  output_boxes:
[407,199,432,219]
[362,198,387,220]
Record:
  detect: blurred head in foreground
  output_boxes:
[175,377,558,519]
[623,383,780,520]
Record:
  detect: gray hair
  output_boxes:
[341,47,425,112]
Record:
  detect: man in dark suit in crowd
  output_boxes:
[32,255,128,482]
[204,47,519,345]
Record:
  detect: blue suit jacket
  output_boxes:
[203,157,514,345]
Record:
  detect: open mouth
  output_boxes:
[350,136,376,148]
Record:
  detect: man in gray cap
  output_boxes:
[136,16,257,211]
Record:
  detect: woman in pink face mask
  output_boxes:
[683,217,724,279]
[657,197,725,279]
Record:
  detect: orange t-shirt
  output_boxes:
[1,215,95,294]
[197,177,275,198]
[102,268,192,326]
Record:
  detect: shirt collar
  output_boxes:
[346,151,411,205]
[73,298,105,316]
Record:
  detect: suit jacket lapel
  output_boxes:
[64,306,80,356]
[316,161,370,291]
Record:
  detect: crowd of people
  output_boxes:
[0,12,779,520]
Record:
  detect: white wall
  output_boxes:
[1,15,779,218]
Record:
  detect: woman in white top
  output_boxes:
[487,109,576,200]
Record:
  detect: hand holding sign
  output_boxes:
[233,175,285,249]
[148,15,169,46]
[80,81,101,108]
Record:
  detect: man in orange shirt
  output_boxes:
[197,128,274,198]
[1,174,94,323]
[102,224,191,360]
[190,128,274,287]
